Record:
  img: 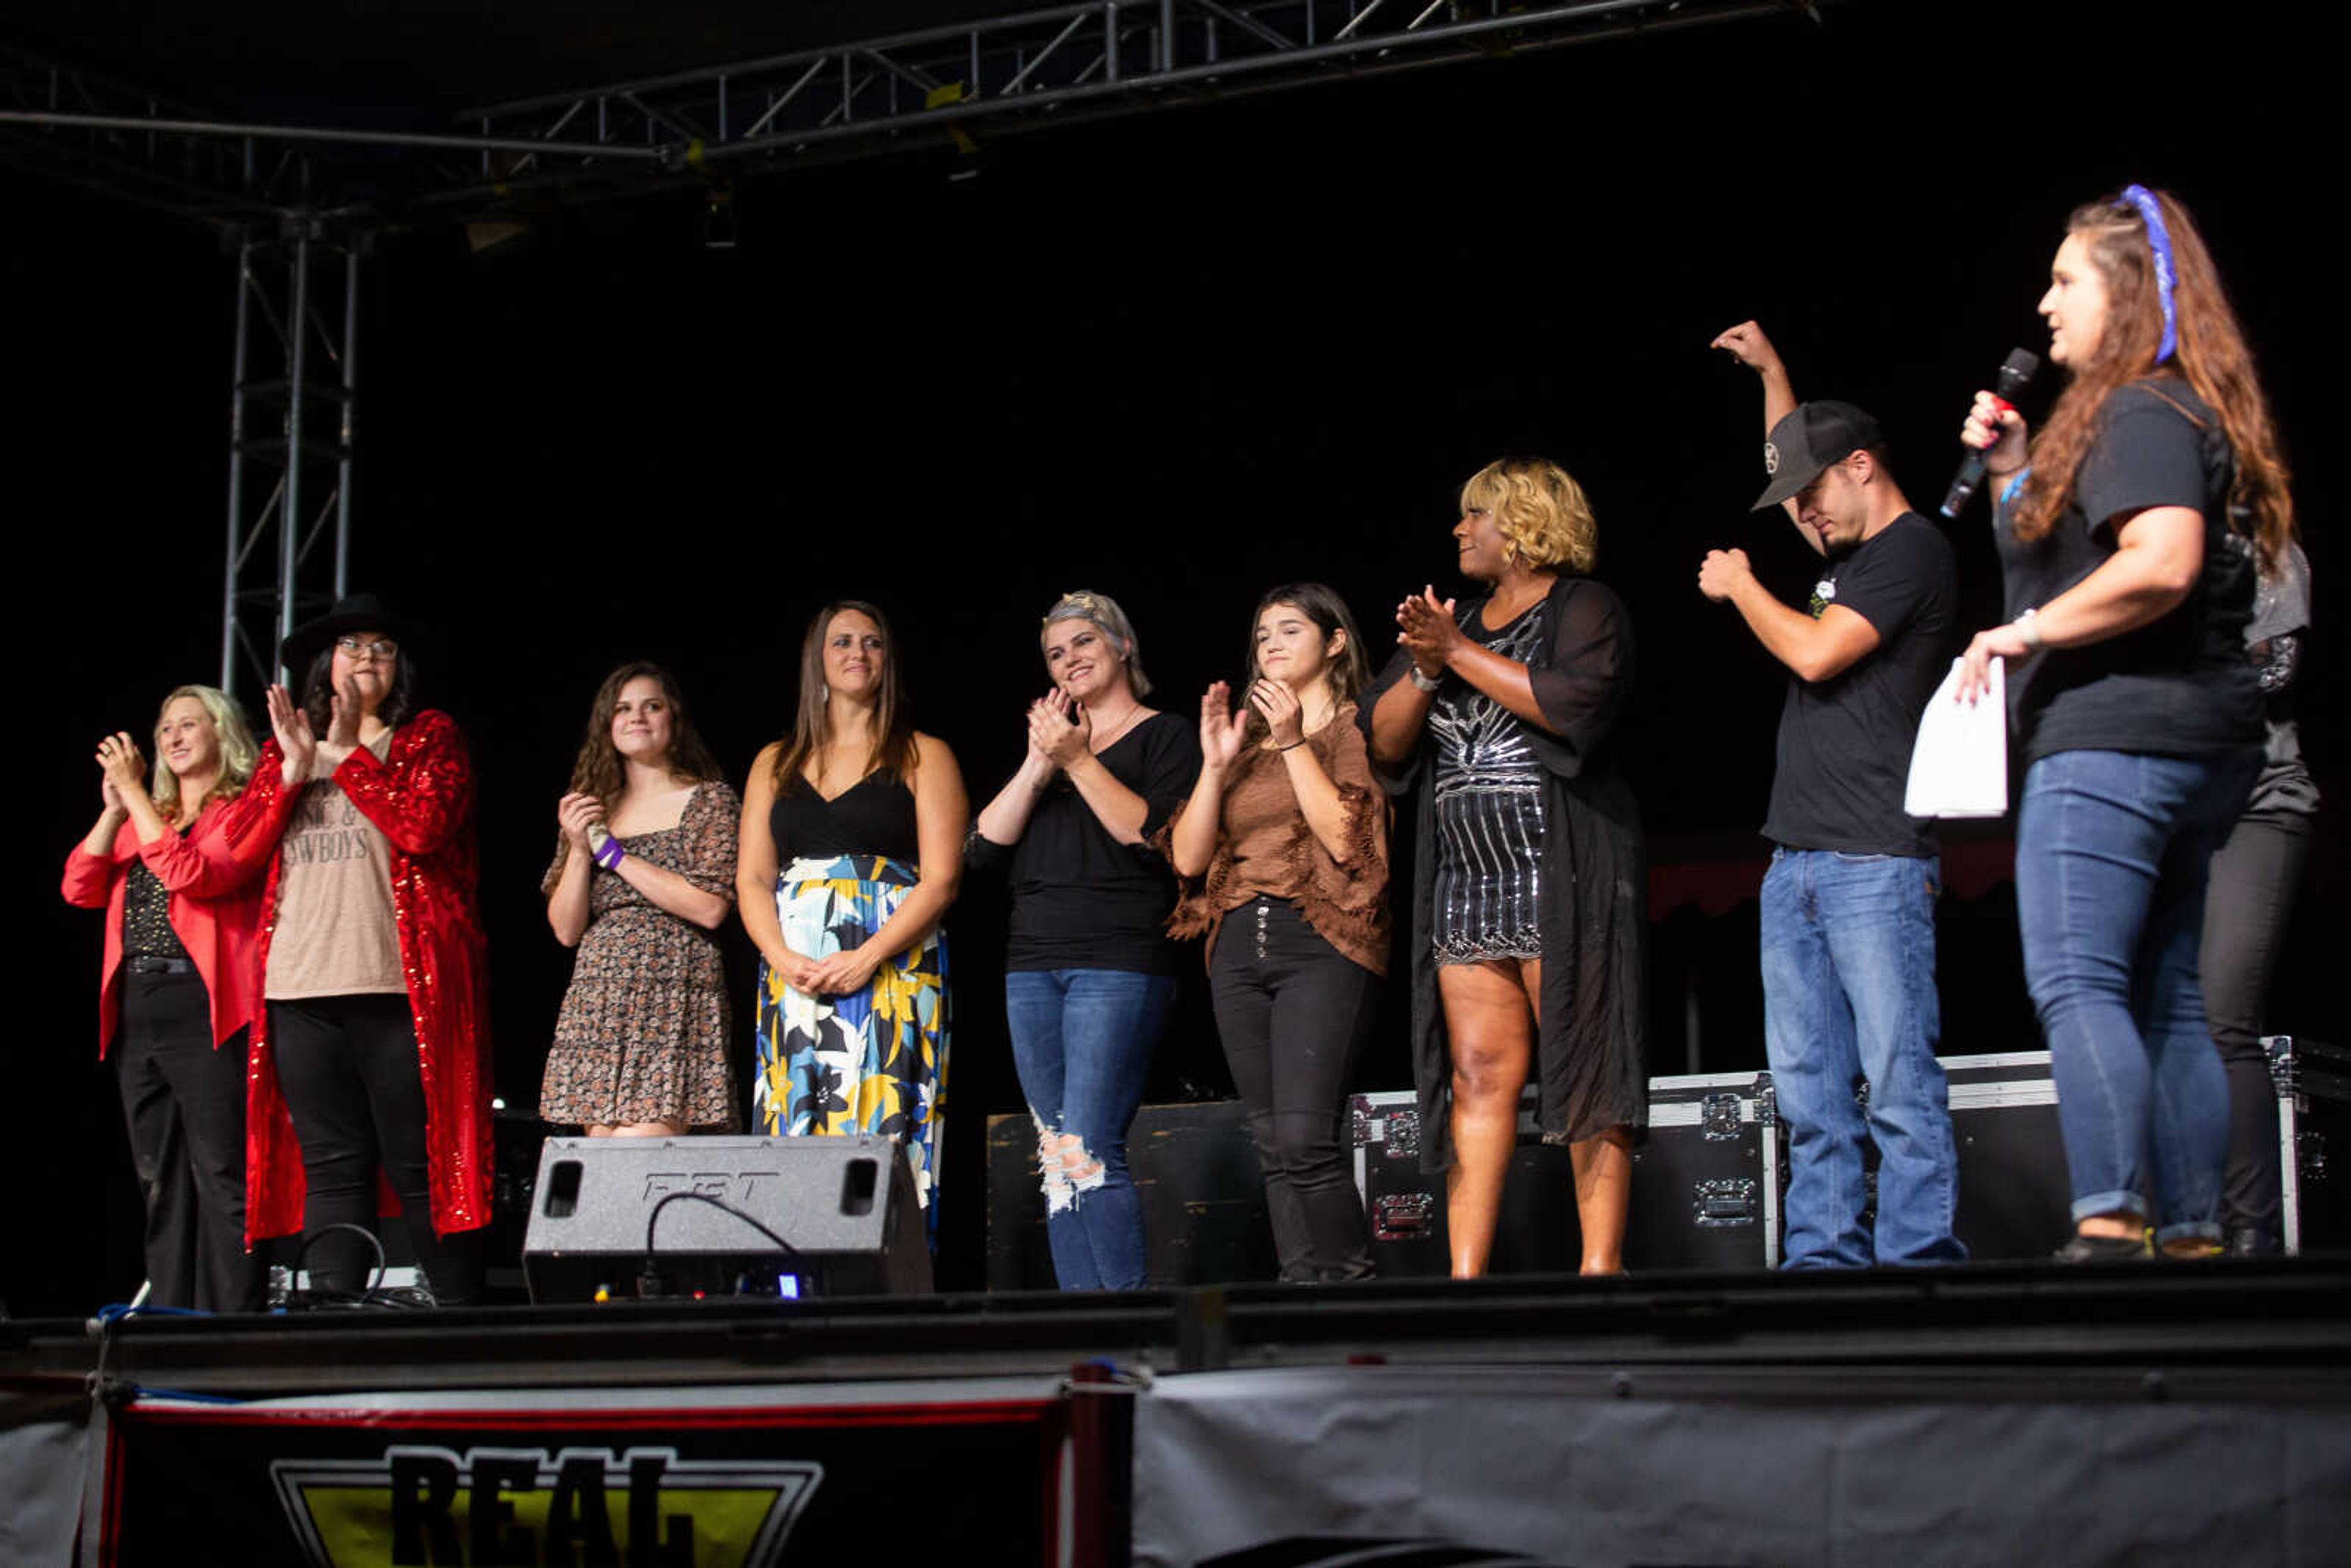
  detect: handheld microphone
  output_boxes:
[1939,348,2041,518]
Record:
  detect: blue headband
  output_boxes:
[2118,184,2178,364]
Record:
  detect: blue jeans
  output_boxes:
[1003,968,1177,1291]
[2017,748,2259,1244]
[1761,847,1963,1268]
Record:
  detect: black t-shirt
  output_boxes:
[1762,511,1957,858]
[1997,379,2260,763]
[970,711,1201,975]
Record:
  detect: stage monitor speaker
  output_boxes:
[521,1134,931,1303]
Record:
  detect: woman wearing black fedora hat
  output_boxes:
[230,593,495,1305]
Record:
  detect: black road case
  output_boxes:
[1942,1049,2072,1261]
[2274,1035,2350,1255]
[1349,1070,1784,1274]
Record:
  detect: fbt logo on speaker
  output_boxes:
[642,1169,783,1202]
[268,1445,822,1567]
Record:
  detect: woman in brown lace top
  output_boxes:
[1165,583,1389,1282]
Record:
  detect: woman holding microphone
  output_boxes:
[1955,186,2284,1259]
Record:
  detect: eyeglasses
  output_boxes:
[335,636,399,659]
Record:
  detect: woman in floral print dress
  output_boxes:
[542,662,741,1133]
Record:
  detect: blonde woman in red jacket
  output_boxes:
[62,684,268,1312]
[234,595,495,1307]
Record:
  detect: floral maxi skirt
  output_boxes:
[752,854,950,1209]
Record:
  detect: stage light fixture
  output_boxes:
[702,184,738,249]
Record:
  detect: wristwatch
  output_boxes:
[1408,666,1442,693]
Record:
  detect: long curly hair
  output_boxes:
[150,685,258,817]
[769,601,918,795]
[2013,187,2293,573]
[566,661,726,805]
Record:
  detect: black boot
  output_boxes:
[2053,1232,2148,1264]
[2224,1225,2282,1257]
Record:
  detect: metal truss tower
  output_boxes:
[5,44,362,692]
[9,0,1829,688]
[220,223,361,698]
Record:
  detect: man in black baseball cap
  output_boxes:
[1696,320,1966,1271]
[1752,400,1888,516]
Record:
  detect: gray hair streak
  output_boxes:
[1040,588,1152,698]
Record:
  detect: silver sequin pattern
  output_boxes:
[1427,604,1548,964]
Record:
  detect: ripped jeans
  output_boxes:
[1003,968,1177,1291]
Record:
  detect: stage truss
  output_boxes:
[441,0,1810,208]
[220,228,361,701]
[4,0,1831,681]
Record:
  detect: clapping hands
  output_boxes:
[1395,585,1460,678]
[1027,689,1092,768]
[1199,681,1248,770]
[94,732,147,805]
[1248,678,1303,748]
[264,684,317,787]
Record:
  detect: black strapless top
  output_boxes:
[769,772,920,864]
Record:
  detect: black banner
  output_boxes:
[103,1392,1063,1567]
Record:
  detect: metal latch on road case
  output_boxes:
[1701,1093,1745,1141]
[1691,1178,1758,1226]
[1373,1192,1434,1241]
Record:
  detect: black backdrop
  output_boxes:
[10,0,2339,1310]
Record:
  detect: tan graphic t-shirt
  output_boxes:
[265,733,405,1000]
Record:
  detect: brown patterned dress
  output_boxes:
[538,779,741,1130]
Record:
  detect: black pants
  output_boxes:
[2199,809,2314,1241]
[1209,898,1379,1283]
[115,970,264,1313]
[269,994,482,1305]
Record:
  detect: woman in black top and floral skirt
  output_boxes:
[740,602,967,1214]
[1368,459,1646,1278]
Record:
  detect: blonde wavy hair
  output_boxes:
[151,685,258,816]
[1460,457,1599,573]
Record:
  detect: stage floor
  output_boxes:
[8,1258,2350,1567]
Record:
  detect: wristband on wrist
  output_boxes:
[2013,607,2044,653]
[593,835,627,870]
[1278,737,1308,751]
[1407,666,1442,693]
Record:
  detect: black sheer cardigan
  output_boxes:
[1361,572,1648,1172]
